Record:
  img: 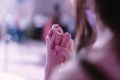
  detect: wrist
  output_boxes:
[45,64,56,80]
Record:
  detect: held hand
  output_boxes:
[45,24,74,80]
[46,24,73,67]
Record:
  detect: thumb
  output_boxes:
[55,45,72,62]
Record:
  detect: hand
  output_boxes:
[46,24,73,67]
[45,24,74,80]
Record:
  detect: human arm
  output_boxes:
[45,24,73,80]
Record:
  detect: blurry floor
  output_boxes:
[0,40,47,80]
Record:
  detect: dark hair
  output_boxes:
[75,0,120,79]
[54,3,60,12]
[95,0,120,35]
[94,0,120,61]
[75,0,95,52]
[75,0,120,52]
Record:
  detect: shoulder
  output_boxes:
[49,59,90,80]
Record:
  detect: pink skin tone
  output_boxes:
[45,24,73,80]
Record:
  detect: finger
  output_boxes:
[54,35,63,55]
[49,33,56,50]
[51,24,63,39]
[53,30,63,36]
[46,36,50,48]
[61,32,71,48]
[52,24,63,34]
[61,48,71,62]
[47,24,61,38]
[55,35,63,45]
[55,45,72,62]
[55,25,63,34]
[47,26,54,39]
[52,34,63,55]
[54,49,58,55]
[48,29,53,38]
[68,39,74,53]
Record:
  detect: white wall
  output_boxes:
[34,0,68,16]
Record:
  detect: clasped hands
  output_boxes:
[46,24,74,68]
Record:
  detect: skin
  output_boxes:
[46,0,120,80]
[45,24,73,80]
[47,25,120,80]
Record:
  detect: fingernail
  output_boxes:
[52,24,59,29]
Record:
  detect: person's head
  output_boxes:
[54,3,60,13]
[52,3,61,24]
[74,0,120,52]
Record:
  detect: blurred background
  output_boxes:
[0,0,75,80]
